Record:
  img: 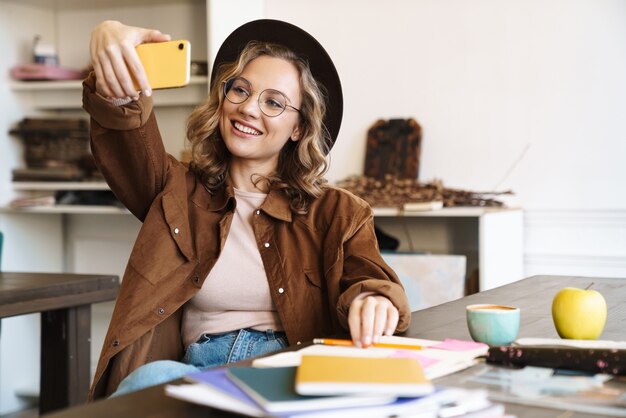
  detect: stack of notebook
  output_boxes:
[165,354,503,417]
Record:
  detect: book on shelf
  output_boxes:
[9,194,56,208]
[9,117,88,136]
[12,167,85,182]
[294,355,433,397]
[9,190,122,210]
[402,201,444,211]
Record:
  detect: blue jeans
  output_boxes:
[112,328,288,397]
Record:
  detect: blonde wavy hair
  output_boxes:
[186,41,331,213]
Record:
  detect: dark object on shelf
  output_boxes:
[9,118,95,181]
[374,226,400,251]
[10,118,87,133]
[190,60,208,76]
[12,167,85,181]
[55,190,123,207]
[337,175,513,209]
[10,118,90,168]
[365,118,422,180]
[465,268,479,296]
[76,154,104,180]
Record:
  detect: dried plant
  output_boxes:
[336,175,513,208]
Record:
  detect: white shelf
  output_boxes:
[9,75,207,91]
[5,0,202,12]
[1,205,130,215]
[374,207,524,291]
[10,75,208,109]
[373,206,521,218]
[12,181,110,191]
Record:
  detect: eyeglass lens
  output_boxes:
[224,77,290,117]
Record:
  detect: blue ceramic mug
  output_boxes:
[466,304,520,346]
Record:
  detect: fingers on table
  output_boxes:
[349,296,399,348]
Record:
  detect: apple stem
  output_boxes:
[585,282,594,290]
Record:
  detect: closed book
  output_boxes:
[487,345,626,375]
[295,355,434,397]
[226,366,394,414]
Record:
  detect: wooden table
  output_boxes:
[45,275,625,418]
[0,272,119,415]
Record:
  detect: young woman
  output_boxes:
[84,19,410,399]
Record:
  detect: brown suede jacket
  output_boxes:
[82,73,410,400]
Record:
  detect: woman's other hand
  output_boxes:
[90,20,171,99]
[348,294,399,348]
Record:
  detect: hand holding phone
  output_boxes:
[133,40,191,91]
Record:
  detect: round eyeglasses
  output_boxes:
[223,77,301,118]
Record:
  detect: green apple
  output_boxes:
[552,286,607,339]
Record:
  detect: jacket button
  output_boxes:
[296,341,301,345]
[158,307,165,314]
[112,340,120,347]
[193,275,200,284]
[174,227,180,234]
[255,210,260,215]
[278,287,284,294]
[264,242,270,248]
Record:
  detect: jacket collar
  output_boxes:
[188,173,233,213]
[192,176,292,222]
[260,188,293,222]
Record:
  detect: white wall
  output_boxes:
[265,0,626,277]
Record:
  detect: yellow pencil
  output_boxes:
[313,338,422,350]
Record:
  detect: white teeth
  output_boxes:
[234,121,261,135]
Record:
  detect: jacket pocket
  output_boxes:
[129,191,194,284]
[304,269,327,292]
[301,269,332,334]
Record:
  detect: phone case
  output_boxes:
[134,40,190,90]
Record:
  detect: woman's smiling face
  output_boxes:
[219,55,302,171]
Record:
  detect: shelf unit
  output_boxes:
[374,206,524,292]
[11,181,110,191]
[8,181,128,214]
[0,205,129,215]
[9,75,208,109]
[372,206,517,218]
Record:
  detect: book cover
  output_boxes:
[165,383,264,417]
[186,368,260,408]
[226,366,394,413]
[295,355,434,397]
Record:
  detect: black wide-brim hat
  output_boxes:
[210,19,343,152]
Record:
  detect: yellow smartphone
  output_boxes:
[134,40,190,90]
